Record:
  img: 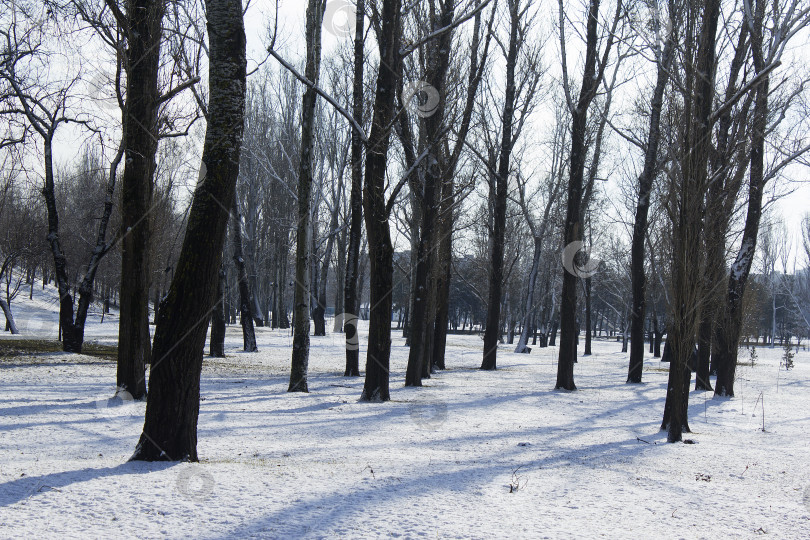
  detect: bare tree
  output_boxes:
[480,0,542,370]
[627,0,675,383]
[131,0,246,461]
[715,0,810,397]
[286,0,325,393]
[556,0,622,389]
[0,3,120,354]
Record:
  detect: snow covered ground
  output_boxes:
[1,288,810,538]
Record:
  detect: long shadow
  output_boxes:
[0,462,175,508]
[206,434,666,538]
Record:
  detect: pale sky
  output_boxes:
[49,0,809,266]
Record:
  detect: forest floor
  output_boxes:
[1,289,809,538]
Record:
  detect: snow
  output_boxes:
[2,284,810,538]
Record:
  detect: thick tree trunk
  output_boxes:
[232,200,258,352]
[210,265,226,358]
[39,141,80,353]
[343,0,365,377]
[289,0,325,393]
[130,0,246,461]
[628,21,674,383]
[118,0,165,398]
[360,0,401,401]
[695,309,713,390]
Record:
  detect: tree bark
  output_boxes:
[232,199,258,352]
[360,0,402,401]
[117,0,165,398]
[481,1,520,372]
[405,4,455,387]
[557,0,617,389]
[289,0,325,393]
[314,174,342,337]
[210,265,226,358]
[130,0,246,461]
[343,0,365,377]
[628,11,674,383]
[433,9,492,369]
[662,0,720,442]
[700,21,751,386]
[0,297,18,334]
[333,226,347,333]
[715,0,768,398]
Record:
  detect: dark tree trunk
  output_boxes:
[628,16,674,383]
[432,187,453,371]
[482,2,520,372]
[289,0,325,393]
[654,320,663,358]
[516,236,542,354]
[0,298,18,334]
[715,0,768,398]
[315,171,343,337]
[360,0,401,401]
[118,0,165,398]
[662,0,720,442]
[698,21,750,391]
[333,226,347,333]
[695,312,713,390]
[557,0,616,390]
[584,277,592,356]
[549,318,558,347]
[343,0,365,377]
[431,9,492,372]
[232,200,258,352]
[405,4,455,387]
[130,0,246,461]
[210,265,226,358]
[39,140,80,354]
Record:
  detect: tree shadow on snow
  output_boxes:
[0,462,174,508]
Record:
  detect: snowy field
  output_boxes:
[1,291,810,538]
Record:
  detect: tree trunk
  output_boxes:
[315,174,342,337]
[584,277,592,356]
[405,5,455,386]
[516,236,542,354]
[289,0,325,393]
[628,16,674,383]
[431,174,455,371]
[699,20,750,389]
[118,0,165,398]
[557,0,613,390]
[715,0,768,398]
[333,226,347,333]
[0,298,18,334]
[232,199,258,352]
[130,0,246,461]
[482,2,519,371]
[210,265,226,358]
[343,0,365,377]
[662,0,720,442]
[361,0,401,401]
